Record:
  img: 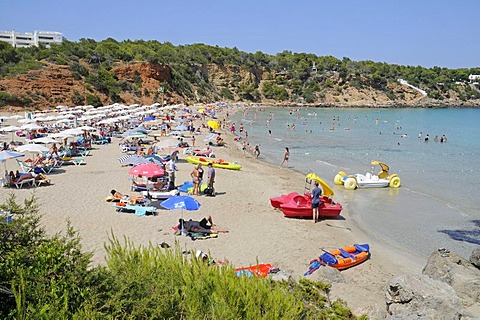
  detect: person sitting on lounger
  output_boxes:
[178,215,228,234]
[32,166,51,184]
[11,171,34,184]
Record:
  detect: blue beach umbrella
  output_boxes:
[0,150,24,172]
[160,195,201,211]
[160,196,201,234]
[0,150,24,162]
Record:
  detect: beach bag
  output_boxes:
[203,188,214,196]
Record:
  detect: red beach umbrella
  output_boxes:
[128,163,165,178]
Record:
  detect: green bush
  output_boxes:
[261,82,289,101]
[219,87,234,100]
[0,196,360,320]
[85,93,102,107]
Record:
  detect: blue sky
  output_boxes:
[1,0,479,69]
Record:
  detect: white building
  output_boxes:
[468,75,480,83]
[0,30,63,48]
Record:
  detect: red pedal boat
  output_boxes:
[270,173,343,219]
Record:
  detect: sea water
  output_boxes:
[232,107,480,259]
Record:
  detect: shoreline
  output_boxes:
[0,108,426,315]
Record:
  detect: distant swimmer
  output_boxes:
[268,129,272,137]
[401,133,408,138]
[418,132,422,140]
[440,134,447,143]
[425,134,430,142]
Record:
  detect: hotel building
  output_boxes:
[0,30,64,48]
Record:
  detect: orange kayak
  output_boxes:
[305,244,370,275]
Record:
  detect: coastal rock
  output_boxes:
[310,266,346,284]
[385,274,462,319]
[422,250,480,307]
[269,270,292,282]
[469,248,480,269]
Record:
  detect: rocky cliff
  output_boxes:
[0,61,478,111]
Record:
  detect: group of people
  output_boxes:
[4,168,50,187]
[190,162,215,196]
[419,132,448,143]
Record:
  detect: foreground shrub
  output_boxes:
[0,195,357,319]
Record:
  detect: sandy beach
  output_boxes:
[0,109,426,315]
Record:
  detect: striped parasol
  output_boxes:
[118,155,151,166]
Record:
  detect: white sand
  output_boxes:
[0,113,425,314]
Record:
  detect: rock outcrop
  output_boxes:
[422,250,480,308]
[382,249,480,319]
[385,274,462,319]
[469,248,480,269]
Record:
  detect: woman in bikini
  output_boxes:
[280,147,289,168]
[190,165,200,195]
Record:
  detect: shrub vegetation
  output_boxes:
[0,195,363,319]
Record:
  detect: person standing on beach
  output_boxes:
[166,157,178,188]
[190,165,200,195]
[311,181,323,223]
[197,164,204,191]
[280,147,289,168]
[207,163,215,195]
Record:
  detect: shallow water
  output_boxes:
[232,107,480,259]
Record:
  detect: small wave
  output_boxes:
[274,138,282,141]
[315,160,337,167]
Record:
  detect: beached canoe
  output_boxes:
[305,244,370,275]
[186,156,242,170]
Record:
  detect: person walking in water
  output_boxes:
[280,147,289,168]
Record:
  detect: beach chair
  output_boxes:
[16,160,34,172]
[40,163,57,173]
[35,178,51,187]
[14,177,35,189]
[61,157,85,166]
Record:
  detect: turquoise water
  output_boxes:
[233,107,480,259]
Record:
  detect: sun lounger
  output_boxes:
[35,178,51,187]
[141,189,179,200]
[60,157,85,166]
[16,160,34,172]
[14,178,35,189]
[192,149,214,157]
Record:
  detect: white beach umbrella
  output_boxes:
[30,137,60,144]
[21,123,43,130]
[78,125,97,131]
[48,132,74,139]
[62,128,84,136]
[17,118,36,124]
[0,125,20,132]
[0,125,21,141]
[15,144,49,153]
